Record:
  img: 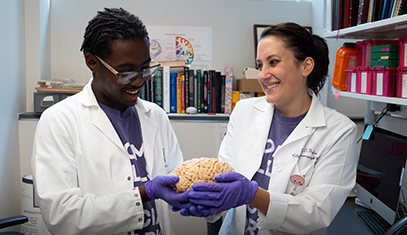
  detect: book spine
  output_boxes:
[184,67,189,108]
[211,70,216,113]
[145,79,152,102]
[189,69,195,108]
[215,71,222,113]
[194,75,198,108]
[170,73,177,113]
[181,73,185,113]
[232,91,240,111]
[177,73,182,113]
[139,85,145,100]
[207,70,212,113]
[224,66,233,114]
[163,66,170,113]
[220,74,225,114]
[197,69,202,113]
[203,70,208,113]
[154,68,163,107]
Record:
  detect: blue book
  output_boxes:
[381,0,393,19]
[170,73,177,113]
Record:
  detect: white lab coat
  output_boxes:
[216,92,357,235]
[31,80,183,235]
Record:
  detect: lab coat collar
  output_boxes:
[79,78,157,175]
[281,91,326,145]
[303,90,326,128]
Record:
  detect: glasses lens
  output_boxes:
[117,72,140,85]
[117,65,160,84]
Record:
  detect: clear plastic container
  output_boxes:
[333,43,357,91]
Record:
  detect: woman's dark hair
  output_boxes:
[80,7,149,59]
[260,22,329,96]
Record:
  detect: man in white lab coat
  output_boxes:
[31,8,190,235]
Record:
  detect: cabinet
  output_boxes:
[324,15,407,137]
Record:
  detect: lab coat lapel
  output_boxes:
[240,99,273,179]
[136,100,157,177]
[81,80,125,151]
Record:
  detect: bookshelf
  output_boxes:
[323,14,407,39]
[325,6,407,126]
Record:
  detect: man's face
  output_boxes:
[91,38,151,112]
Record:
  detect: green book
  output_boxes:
[154,68,163,107]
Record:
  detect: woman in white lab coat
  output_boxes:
[184,22,358,235]
[31,8,190,235]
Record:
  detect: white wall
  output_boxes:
[42,0,365,117]
[0,0,26,227]
[22,0,313,112]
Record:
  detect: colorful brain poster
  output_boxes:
[146,26,212,69]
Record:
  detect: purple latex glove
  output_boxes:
[144,175,192,209]
[172,205,209,217]
[187,172,258,216]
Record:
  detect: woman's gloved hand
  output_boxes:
[186,172,258,216]
[144,175,192,209]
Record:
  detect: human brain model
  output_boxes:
[172,158,235,193]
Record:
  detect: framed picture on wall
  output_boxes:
[253,24,312,58]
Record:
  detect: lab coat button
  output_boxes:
[127,176,131,181]
[127,232,131,235]
[134,193,139,197]
[136,202,140,206]
[275,165,282,172]
[138,218,143,222]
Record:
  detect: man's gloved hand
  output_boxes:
[144,175,192,209]
[186,172,258,217]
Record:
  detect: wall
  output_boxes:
[23,0,313,112]
[0,0,26,227]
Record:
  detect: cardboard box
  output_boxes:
[236,79,263,93]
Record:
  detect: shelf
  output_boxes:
[323,14,407,39]
[332,88,407,106]
[18,112,230,121]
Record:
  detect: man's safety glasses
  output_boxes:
[95,55,161,85]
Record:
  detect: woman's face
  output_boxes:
[256,36,311,115]
[90,38,151,112]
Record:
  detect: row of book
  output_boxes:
[139,66,234,114]
[332,0,407,30]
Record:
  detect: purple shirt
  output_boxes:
[245,108,307,235]
[100,104,162,235]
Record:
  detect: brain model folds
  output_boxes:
[172,158,234,193]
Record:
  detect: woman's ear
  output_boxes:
[85,52,98,72]
[302,57,315,77]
